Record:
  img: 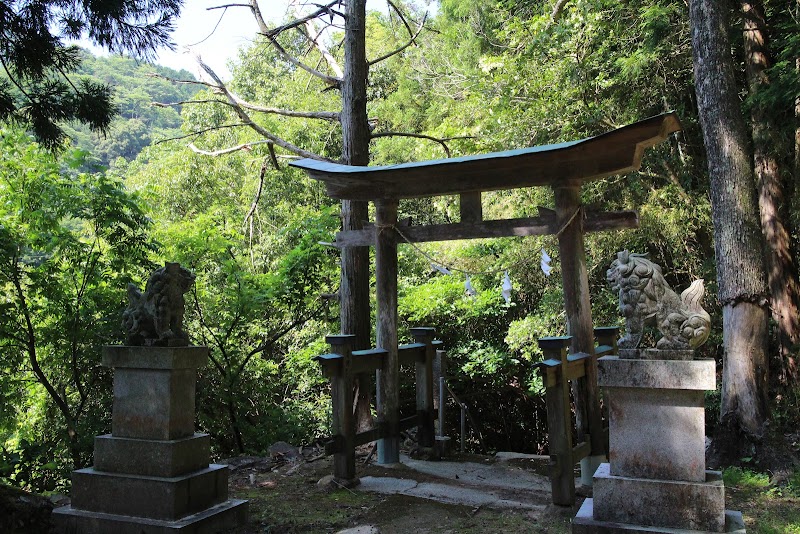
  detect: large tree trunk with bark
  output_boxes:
[742,0,800,385]
[340,0,374,432]
[689,0,770,449]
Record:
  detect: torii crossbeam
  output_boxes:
[291,112,681,465]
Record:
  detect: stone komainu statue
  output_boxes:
[122,262,196,346]
[606,250,711,350]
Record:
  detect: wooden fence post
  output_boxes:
[325,334,357,484]
[411,327,436,448]
[594,326,619,356]
[538,335,575,506]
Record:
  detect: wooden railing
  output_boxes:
[314,327,442,482]
[535,326,618,506]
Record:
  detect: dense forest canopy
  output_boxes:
[1,0,799,496]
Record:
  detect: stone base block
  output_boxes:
[572,498,746,533]
[599,357,714,482]
[607,388,706,481]
[592,464,725,531]
[53,498,248,534]
[104,346,208,440]
[71,464,229,520]
[94,433,211,477]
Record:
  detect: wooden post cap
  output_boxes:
[538,336,573,350]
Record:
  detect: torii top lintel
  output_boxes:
[290,113,681,201]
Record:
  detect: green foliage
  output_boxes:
[0,1,183,148]
[63,50,198,166]
[0,127,154,488]
[724,466,800,533]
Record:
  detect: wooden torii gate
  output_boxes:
[291,112,681,466]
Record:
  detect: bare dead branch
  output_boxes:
[265,34,342,87]
[267,142,279,168]
[146,72,220,89]
[386,0,414,35]
[195,56,332,160]
[369,11,428,66]
[153,97,339,121]
[153,98,228,108]
[371,130,454,157]
[551,0,570,22]
[188,139,275,156]
[154,123,249,144]
[244,157,268,230]
[297,7,344,77]
[227,92,341,120]
[207,3,252,10]
[264,1,342,38]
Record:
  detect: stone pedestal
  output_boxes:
[572,353,745,533]
[54,346,248,533]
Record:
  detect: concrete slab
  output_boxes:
[399,455,550,494]
[359,476,545,511]
[572,498,746,533]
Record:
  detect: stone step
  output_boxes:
[53,498,248,534]
[71,464,229,521]
[93,433,211,478]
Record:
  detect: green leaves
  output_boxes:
[0,1,184,148]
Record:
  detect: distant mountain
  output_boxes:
[64,49,199,167]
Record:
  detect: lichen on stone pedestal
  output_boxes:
[122,262,195,347]
[606,250,711,355]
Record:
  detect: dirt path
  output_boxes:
[226,451,575,533]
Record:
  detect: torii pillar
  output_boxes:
[555,185,606,481]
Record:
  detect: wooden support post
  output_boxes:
[554,186,605,459]
[459,192,482,223]
[411,327,436,448]
[325,334,358,484]
[594,326,619,355]
[375,199,400,464]
[538,336,575,506]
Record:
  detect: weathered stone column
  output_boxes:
[53,346,248,533]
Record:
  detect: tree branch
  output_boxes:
[154,98,340,121]
[154,122,250,144]
[146,72,219,89]
[295,5,344,78]
[369,2,427,66]
[370,131,474,158]
[193,57,332,161]
[369,11,428,66]
[243,157,268,230]
[188,139,275,156]
[551,0,570,23]
[264,34,342,87]
[263,1,342,38]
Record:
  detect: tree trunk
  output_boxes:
[340,0,374,432]
[689,0,769,440]
[742,0,800,385]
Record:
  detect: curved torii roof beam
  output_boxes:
[290,112,681,201]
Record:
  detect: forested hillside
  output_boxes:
[63,50,198,167]
[1,0,799,501]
